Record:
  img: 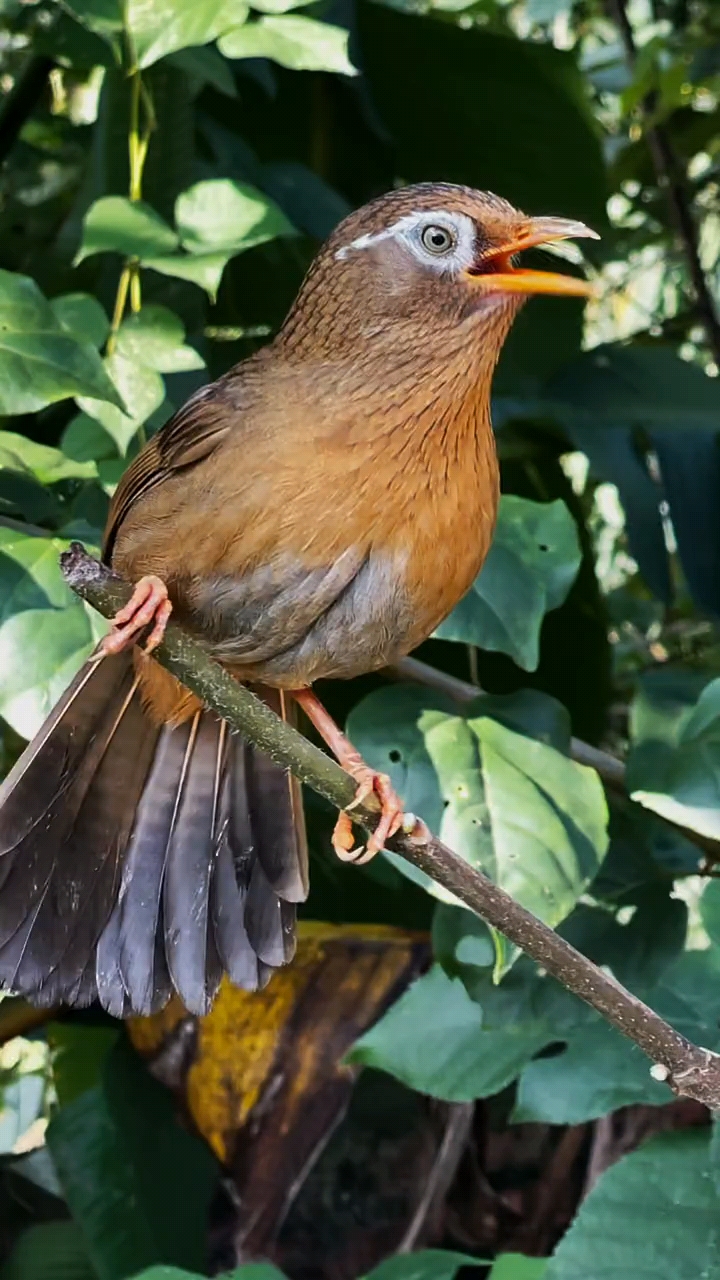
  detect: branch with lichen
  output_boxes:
[59,542,720,1109]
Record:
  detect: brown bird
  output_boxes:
[0,183,597,1017]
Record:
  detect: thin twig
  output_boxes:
[607,0,720,363]
[60,544,720,1109]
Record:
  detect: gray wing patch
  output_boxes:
[181,544,366,666]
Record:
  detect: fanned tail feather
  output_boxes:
[0,655,308,1015]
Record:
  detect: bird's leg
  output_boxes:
[100,575,172,656]
[292,687,405,864]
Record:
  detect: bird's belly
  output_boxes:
[181,548,420,688]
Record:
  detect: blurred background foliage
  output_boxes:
[1,0,720,1275]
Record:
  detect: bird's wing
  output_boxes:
[102,384,233,562]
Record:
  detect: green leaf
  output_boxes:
[115,306,205,373]
[436,497,582,671]
[545,343,720,432]
[50,293,110,350]
[489,1258,548,1280]
[61,0,122,47]
[0,527,105,739]
[628,676,720,840]
[126,0,250,69]
[76,198,179,263]
[544,1131,718,1280]
[175,179,294,252]
[349,965,552,1102]
[141,252,234,300]
[61,414,119,465]
[364,1252,483,1280]
[2,1222,96,1280]
[47,1038,218,1280]
[219,15,357,75]
[473,717,608,929]
[0,269,122,414]
[0,430,96,483]
[167,44,238,96]
[76,354,165,454]
[48,1023,120,1107]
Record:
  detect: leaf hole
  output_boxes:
[538,543,550,552]
[388,748,402,763]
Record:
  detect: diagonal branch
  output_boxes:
[61,543,720,1109]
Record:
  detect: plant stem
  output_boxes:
[60,544,720,1110]
[106,67,153,354]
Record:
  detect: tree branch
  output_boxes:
[61,543,720,1109]
[606,0,720,364]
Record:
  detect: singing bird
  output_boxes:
[0,183,597,1017]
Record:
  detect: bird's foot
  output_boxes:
[100,575,172,656]
[333,760,404,865]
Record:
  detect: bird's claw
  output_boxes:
[332,767,405,865]
[100,575,172,656]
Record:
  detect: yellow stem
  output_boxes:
[106,264,132,353]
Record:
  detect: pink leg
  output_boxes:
[292,687,405,864]
[100,575,172,656]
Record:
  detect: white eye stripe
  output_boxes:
[335,209,477,273]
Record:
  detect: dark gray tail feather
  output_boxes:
[0,652,308,1016]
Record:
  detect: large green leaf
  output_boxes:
[0,270,122,414]
[545,342,720,432]
[50,293,110,350]
[545,1131,719,1280]
[364,1252,484,1279]
[143,181,295,300]
[0,528,105,739]
[348,684,606,928]
[219,15,357,74]
[435,496,582,671]
[47,1038,218,1280]
[76,353,165,454]
[2,1222,96,1280]
[489,1259,547,1280]
[115,306,204,373]
[0,430,96,484]
[349,964,552,1102]
[627,676,720,840]
[127,0,249,69]
[76,198,179,262]
[351,894,700,1115]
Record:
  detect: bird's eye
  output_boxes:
[420,224,456,255]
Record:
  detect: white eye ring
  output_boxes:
[420,224,456,255]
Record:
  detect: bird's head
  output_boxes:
[279,182,599,362]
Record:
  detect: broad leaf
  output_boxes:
[50,292,110,350]
[175,179,294,253]
[436,496,582,671]
[127,0,250,69]
[349,964,553,1102]
[489,1259,548,1280]
[0,430,96,483]
[628,676,720,840]
[219,15,357,75]
[76,197,179,262]
[76,353,165,454]
[545,1131,718,1279]
[0,269,122,414]
[364,1251,484,1279]
[115,306,205,373]
[0,528,105,738]
[47,1038,218,1280]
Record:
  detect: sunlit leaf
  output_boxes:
[76,197,179,263]
[219,15,357,75]
[76,353,165,454]
[0,430,96,483]
[50,292,110,350]
[0,269,122,414]
[127,0,250,69]
[175,179,294,252]
[115,306,205,373]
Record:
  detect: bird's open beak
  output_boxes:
[468,216,600,298]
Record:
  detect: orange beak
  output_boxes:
[468,216,600,298]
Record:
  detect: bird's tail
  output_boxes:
[0,651,308,1016]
